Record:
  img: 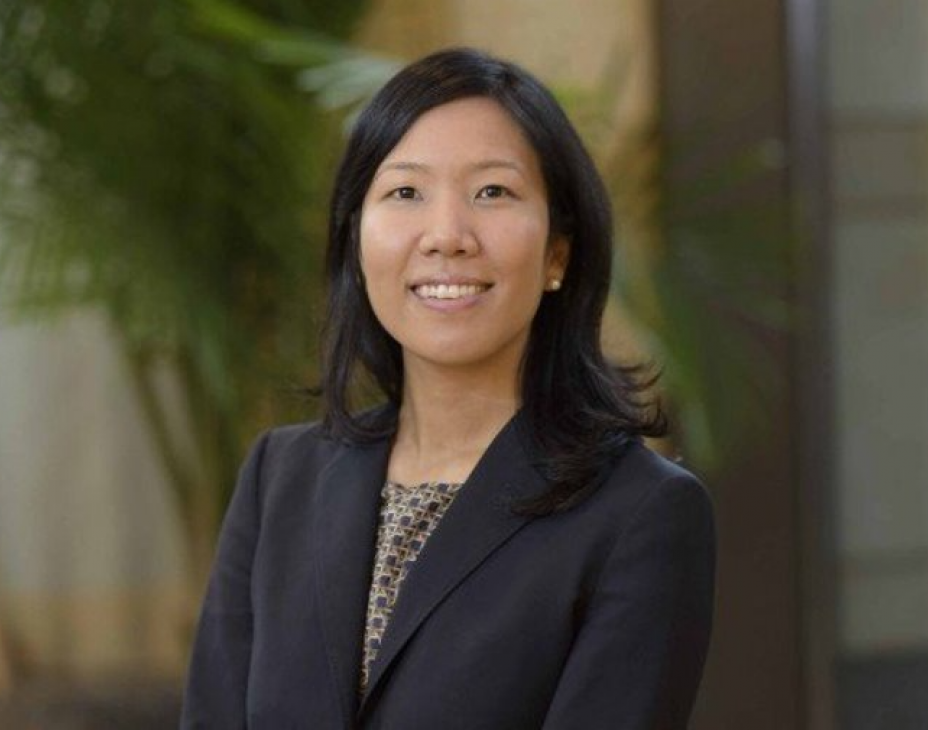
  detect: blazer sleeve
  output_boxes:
[180,431,269,730]
[541,474,716,730]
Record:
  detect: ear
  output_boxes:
[546,234,570,281]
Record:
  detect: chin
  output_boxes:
[406,349,491,369]
[400,336,527,374]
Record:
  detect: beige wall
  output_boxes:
[0,310,189,679]
[829,0,928,653]
[356,0,656,125]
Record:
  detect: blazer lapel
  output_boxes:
[312,433,391,725]
[358,412,549,713]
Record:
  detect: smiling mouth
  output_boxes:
[412,283,492,300]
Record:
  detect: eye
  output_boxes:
[389,186,419,200]
[476,184,510,200]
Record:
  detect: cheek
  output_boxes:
[358,211,411,332]
[359,210,402,282]
[495,218,553,280]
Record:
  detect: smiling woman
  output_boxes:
[359,97,568,408]
[181,48,716,730]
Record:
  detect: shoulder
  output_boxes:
[606,440,708,492]
[610,441,706,491]
[250,417,330,465]
[593,440,715,540]
[263,418,331,455]
[245,403,394,483]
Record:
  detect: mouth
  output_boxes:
[411,282,492,300]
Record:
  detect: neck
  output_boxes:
[389,360,521,485]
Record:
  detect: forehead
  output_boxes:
[378,96,541,173]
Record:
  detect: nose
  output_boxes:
[417,194,478,257]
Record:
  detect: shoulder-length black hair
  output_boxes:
[317,47,666,515]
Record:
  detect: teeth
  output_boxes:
[414,283,488,299]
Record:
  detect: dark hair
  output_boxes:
[318,47,666,515]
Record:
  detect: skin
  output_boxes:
[359,96,569,484]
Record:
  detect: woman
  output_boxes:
[181,47,715,729]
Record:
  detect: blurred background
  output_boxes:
[0,0,924,728]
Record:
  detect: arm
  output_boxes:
[541,475,716,730]
[180,431,270,729]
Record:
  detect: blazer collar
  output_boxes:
[310,407,549,723]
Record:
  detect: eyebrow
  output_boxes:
[374,159,525,180]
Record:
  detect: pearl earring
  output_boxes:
[548,278,562,291]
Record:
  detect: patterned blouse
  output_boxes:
[359,479,464,695]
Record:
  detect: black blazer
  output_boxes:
[181,411,715,729]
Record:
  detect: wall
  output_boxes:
[0,309,189,679]
[829,0,928,655]
[828,0,928,726]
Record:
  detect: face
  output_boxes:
[358,96,569,380]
